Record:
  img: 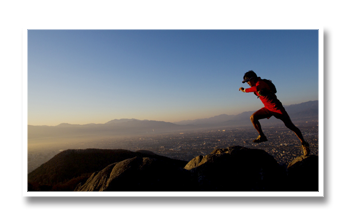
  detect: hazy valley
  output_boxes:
[28,101,318,173]
[28,100,318,147]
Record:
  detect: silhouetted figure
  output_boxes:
[239,70,310,156]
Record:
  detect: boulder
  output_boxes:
[287,155,318,191]
[29,147,319,192]
[185,146,286,191]
[75,156,192,191]
[28,148,187,191]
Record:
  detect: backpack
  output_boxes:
[256,79,277,97]
[261,79,277,94]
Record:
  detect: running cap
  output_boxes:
[242,70,258,83]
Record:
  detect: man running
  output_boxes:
[239,70,310,156]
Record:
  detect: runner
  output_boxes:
[239,70,310,156]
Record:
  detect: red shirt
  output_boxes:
[244,78,284,113]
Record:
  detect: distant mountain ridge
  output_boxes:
[28,100,318,140]
[28,119,181,140]
[175,100,318,125]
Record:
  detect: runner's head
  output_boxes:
[242,70,258,85]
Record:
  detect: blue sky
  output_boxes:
[28,30,318,126]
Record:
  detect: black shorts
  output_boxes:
[255,107,290,120]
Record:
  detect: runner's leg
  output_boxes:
[250,108,271,137]
[278,113,306,143]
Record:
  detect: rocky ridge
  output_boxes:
[28,146,318,192]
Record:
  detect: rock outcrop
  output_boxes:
[28,148,187,190]
[75,156,192,191]
[28,146,319,192]
[185,146,286,191]
[287,155,318,191]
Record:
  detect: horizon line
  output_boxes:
[28,100,318,127]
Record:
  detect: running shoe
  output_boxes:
[301,142,310,156]
[253,135,268,143]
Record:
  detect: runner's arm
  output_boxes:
[244,86,257,93]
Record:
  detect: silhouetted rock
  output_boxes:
[185,146,286,191]
[287,155,318,191]
[135,150,157,155]
[75,156,192,191]
[28,147,319,192]
[28,148,187,191]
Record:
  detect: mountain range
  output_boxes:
[28,100,318,140]
[175,100,318,125]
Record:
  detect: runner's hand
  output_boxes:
[239,87,245,92]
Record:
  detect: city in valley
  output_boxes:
[28,120,319,173]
